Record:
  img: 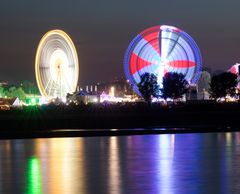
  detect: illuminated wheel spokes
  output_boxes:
[124,25,202,95]
[35,30,79,100]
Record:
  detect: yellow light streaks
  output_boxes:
[35,29,79,100]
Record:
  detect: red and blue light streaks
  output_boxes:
[124,25,202,95]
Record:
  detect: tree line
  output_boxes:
[137,71,238,104]
[0,81,39,101]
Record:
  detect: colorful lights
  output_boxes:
[25,97,40,106]
[124,25,202,95]
[109,86,115,97]
[35,29,79,101]
[229,63,240,75]
[26,156,42,194]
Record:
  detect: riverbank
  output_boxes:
[0,101,239,138]
[0,127,237,139]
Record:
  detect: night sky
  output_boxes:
[0,0,240,86]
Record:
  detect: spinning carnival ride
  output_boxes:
[35,30,79,101]
[124,25,202,95]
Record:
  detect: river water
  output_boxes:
[0,132,240,194]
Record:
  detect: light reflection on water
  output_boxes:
[157,135,175,194]
[26,156,42,194]
[108,137,121,194]
[0,132,240,193]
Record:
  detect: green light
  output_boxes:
[26,97,39,105]
[31,98,36,105]
[26,156,42,194]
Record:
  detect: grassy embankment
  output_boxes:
[0,100,239,131]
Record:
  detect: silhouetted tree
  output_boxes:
[137,73,159,105]
[161,72,189,101]
[21,81,39,95]
[6,86,26,101]
[0,86,5,97]
[209,72,238,100]
[15,87,26,101]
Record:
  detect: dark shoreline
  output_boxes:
[0,101,240,139]
[0,127,237,140]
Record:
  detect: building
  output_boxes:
[197,71,211,100]
[0,97,20,110]
[0,80,8,87]
[84,78,134,97]
[66,91,99,105]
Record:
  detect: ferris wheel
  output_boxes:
[35,29,79,100]
[124,25,202,95]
